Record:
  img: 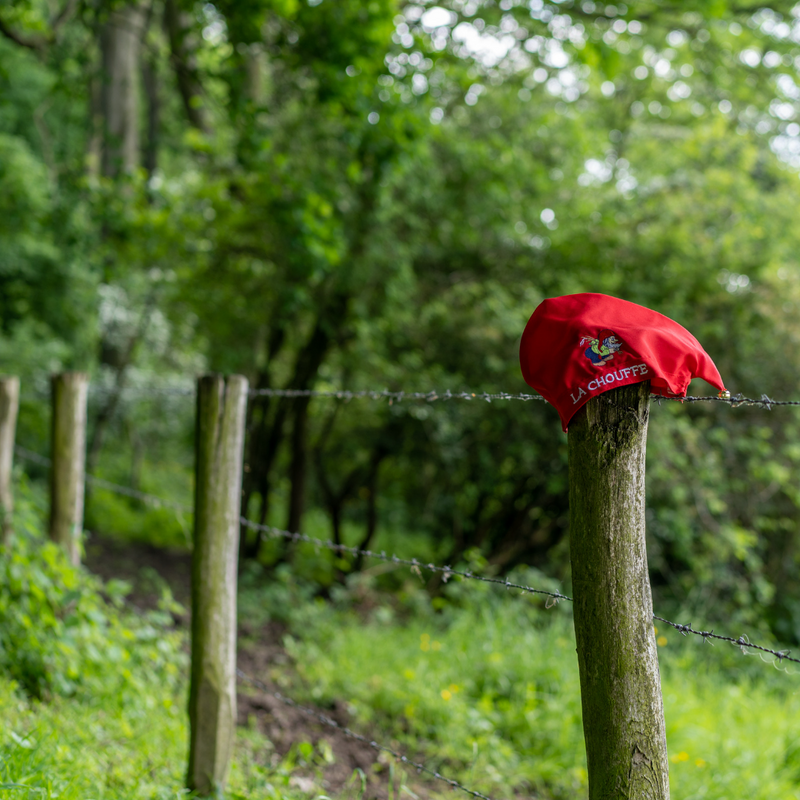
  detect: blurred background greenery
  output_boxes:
[3,0,800,638]
[4,0,800,796]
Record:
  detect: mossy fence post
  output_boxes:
[0,376,20,545]
[188,374,249,796]
[568,381,670,799]
[49,372,89,566]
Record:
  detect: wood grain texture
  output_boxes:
[187,374,249,796]
[49,373,88,566]
[568,381,669,800]
[0,376,19,544]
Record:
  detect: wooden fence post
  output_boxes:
[188,374,249,796]
[568,381,669,799]
[49,372,89,566]
[0,376,20,545]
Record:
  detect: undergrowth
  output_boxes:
[268,565,800,800]
[0,477,314,799]
[4,475,800,799]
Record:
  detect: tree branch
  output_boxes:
[0,0,80,52]
[0,17,48,50]
[50,0,80,33]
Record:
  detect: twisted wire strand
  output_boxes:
[14,446,797,668]
[251,389,800,410]
[13,446,193,514]
[13,446,52,469]
[78,383,800,410]
[239,517,571,602]
[242,519,799,666]
[653,615,799,665]
[85,474,192,514]
[236,668,496,800]
[248,388,546,403]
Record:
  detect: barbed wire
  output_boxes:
[13,446,194,514]
[239,519,799,667]
[235,668,496,800]
[248,388,546,403]
[251,388,800,410]
[666,393,800,409]
[14,446,52,469]
[20,379,800,410]
[88,383,800,410]
[88,384,195,398]
[653,615,799,666]
[14,446,798,669]
[86,474,192,514]
[238,517,571,603]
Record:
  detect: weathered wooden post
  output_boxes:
[568,381,669,799]
[49,372,89,566]
[188,374,249,796]
[0,376,20,545]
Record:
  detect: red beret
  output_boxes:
[519,293,726,431]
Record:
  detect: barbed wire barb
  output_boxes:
[236,669,497,800]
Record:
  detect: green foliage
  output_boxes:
[6,0,800,647]
[0,479,186,700]
[0,480,317,799]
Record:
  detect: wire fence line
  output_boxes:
[247,388,796,410]
[249,510,799,667]
[235,668,496,800]
[14,446,52,470]
[238,516,572,603]
[652,615,799,666]
[14,445,798,669]
[249,388,547,403]
[63,381,800,410]
[13,445,571,602]
[14,446,194,514]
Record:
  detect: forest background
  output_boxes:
[4,0,800,797]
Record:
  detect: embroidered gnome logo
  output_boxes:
[581,330,623,366]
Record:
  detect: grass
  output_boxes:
[276,569,800,800]
[0,666,344,800]
[4,475,800,799]
[4,556,800,800]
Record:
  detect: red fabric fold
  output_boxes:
[519,293,726,431]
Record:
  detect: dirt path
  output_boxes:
[85,533,432,800]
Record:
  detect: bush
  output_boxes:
[0,479,185,700]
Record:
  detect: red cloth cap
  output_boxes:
[519,293,726,431]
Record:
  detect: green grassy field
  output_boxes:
[3,490,800,799]
[278,570,800,800]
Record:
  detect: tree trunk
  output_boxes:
[244,45,265,105]
[142,45,159,177]
[100,2,145,177]
[164,0,208,131]
[568,381,669,800]
[353,460,381,572]
[286,397,309,533]
[87,295,154,476]
[239,303,345,561]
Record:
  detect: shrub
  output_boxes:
[0,483,185,700]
